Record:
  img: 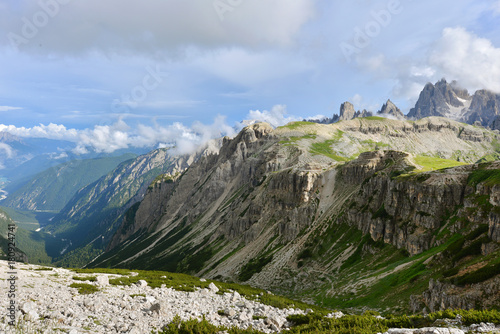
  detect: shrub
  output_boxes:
[455,262,500,286]
[238,255,273,282]
[72,275,97,282]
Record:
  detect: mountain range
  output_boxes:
[1,79,500,313]
[1,154,137,211]
[90,117,500,313]
[313,79,500,129]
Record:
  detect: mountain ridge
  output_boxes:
[89,117,500,313]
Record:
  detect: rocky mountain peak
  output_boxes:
[463,89,500,127]
[0,131,21,143]
[378,99,405,120]
[407,79,471,121]
[338,102,356,121]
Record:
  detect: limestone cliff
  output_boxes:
[92,117,500,313]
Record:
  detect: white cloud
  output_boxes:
[1,0,314,55]
[193,48,313,87]
[307,114,328,121]
[0,123,79,141]
[0,106,22,112]
[429,27,500,93]
[0,107,305,155]
[246,105,301,127]
[0,143,14,158]
[74,119,131,154]
[50,152,68,160]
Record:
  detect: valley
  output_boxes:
[1,80,499,327]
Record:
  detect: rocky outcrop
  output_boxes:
[411,277,500,313]
[407,79,500,128]
[335,102,373,122]
[43,142,221,266]
[0,260,305,333]
[339,102,357,121]
[91,119,500,313]
[378,99,406,120]
[344,156,500,255]
[407,79,471,120]
[463,90,500,127]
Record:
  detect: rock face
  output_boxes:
[378,99,406,120]
[407,79,471,120]
[407,79,500,128]
[410,275,500,314]
[0,209,28,263]
[463,90,500,127]
[334,102,373,122]
[43,142,221,267]
[339,102,357,121]
[89,118,500,313]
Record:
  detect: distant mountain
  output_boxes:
[463,90,500,127]
[1,154,137,211]
[43,142,221,267]
[0,209,27,263]
[407,79,471,120]
[0,134,74,173]
[0,133,151,185]
[377,99,406,120]
[407,79,500,128]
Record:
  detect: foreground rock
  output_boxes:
[1,261,499,333]
[0,261,303,333]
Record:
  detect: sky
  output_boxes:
[0,0,500,154]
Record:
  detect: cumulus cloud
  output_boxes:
[74,120,131,154]
[348,94,379,113]
[0,106,305,155]
[307,114,328,121]
[246,105,301,127]
[0,115,238,155]
[429,27,500,93]
[0,123,79,141]
[134,115,236,155]
[1,0,314,55]
[372,27,500,105]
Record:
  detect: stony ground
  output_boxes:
[1,261,499,334]
[0,261,309,333]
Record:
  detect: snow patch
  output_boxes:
[445,98,471,121]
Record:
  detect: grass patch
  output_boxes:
[69,283,99,294]
[33,267,53,271]
[278,121,316,130]
[72,275,97,282]
[310,140,350,162]
[414,155,466,172]
[130,293,146,298]
[453,262,500,286]
[363,116,386,121]
[468,168,500,187]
